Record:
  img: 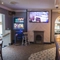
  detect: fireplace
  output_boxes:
[34,31,44,43]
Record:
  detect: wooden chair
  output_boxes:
[55,35,60,60]
[0,41,3,60]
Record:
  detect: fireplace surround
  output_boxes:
[34,31,44,43]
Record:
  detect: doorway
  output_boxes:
[55,16,60,34]
[0,14,2,39]
[0,14,5,39]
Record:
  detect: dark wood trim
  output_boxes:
[30,42,34,44]
[27,41,55,44]
[50,10,52,43]
[51,42,55,43]
[43,42,51,44]
[26,9,28,32]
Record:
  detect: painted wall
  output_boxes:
[52,12,60,42]
[0,7,55,43]
[27,10,51,43]
[0,8,12,30]
[0,7,13,42]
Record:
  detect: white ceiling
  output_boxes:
[0,0,60,10]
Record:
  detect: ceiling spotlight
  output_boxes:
[1,2,4,4]
[55,4,59,9]
[55,0,59,8]
[0,0,4,4]
[10,1,18,5]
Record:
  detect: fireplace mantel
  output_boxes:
[34,31,44,43]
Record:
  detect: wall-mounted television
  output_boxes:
[29,11,49,23]
[13,17,24,30]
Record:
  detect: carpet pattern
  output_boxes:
[0,43,55,60]
[28,47,56,60]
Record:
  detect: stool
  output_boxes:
[22,34,28,45]
[22,32,28,45]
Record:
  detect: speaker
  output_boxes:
[8,11,12,15]
[8,11,16,15]
[12,11,16,15]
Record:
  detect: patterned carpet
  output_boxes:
[28,47,56,60]
[1,43,55,60]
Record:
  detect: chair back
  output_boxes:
[0,40,3,60]
[54,35,60,60]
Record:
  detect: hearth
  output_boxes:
[34,31,44,43]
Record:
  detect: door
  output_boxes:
[0,13,5,38]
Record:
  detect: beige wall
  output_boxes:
[27,10,51,43]
[52,12,60,42]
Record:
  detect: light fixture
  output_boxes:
[0,0,4,4]
[55,0,59,8]
[55,4,59,8]
[10,1,18,5]
[1,1,4,4]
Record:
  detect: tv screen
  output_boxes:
[29,11,49,23]
[14,17,24,23]
[13,17,24,29]
[14,23,24,29]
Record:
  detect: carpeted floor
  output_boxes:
[1,43,55,60]
[28,47,56,60]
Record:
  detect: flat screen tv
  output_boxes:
[13,17,24,30]
[29,11,49,23]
